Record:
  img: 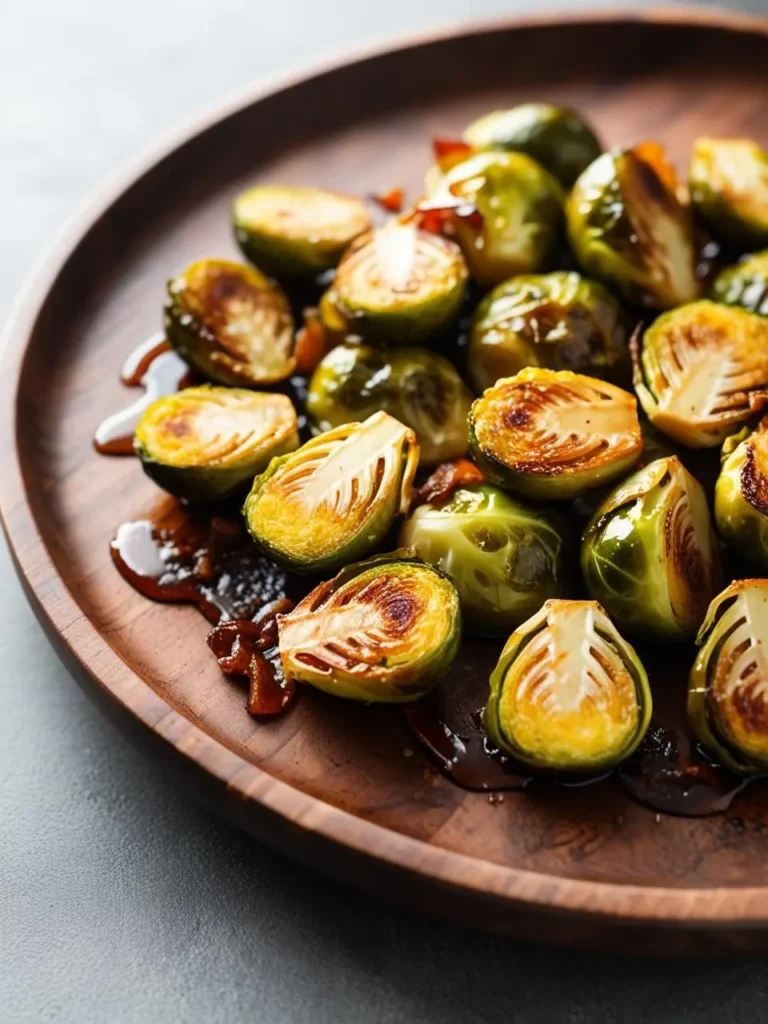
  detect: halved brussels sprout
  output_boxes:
[467,271,631,394]
[399,483,567,636]
[633,300,768,448]
[233,185,371,278]
[688,580,768,773]
[463,103,602,187]
[581,457,721,640]
[306,343,472,465]
[420,151,564,287]
[277,552,461,702]
[134,386,299,502]
[567,144,700,310]
[715,421,768,569]
[711,250,768,317]
[690,139,768,250]
[484,599,652,772]
[243,411,419,573]
[468,368,642,500]
[165,258,295,386]
[317,224,467,345]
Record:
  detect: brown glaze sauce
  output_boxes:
[94,334,194,454]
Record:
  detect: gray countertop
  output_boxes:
[3,1,768,1020]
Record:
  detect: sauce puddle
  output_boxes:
[94,334,193,454]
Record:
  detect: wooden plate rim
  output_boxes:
[4,6,768,929]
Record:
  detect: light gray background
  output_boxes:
[3,2,768,1021]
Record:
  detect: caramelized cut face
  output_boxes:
[470,368,641,498]
[235,185,370,248]
[634,301,768,448]
[486,599,650,771]
[244,411,419,572]
[277,559,460,702]
[698,581,768,768]
[136,388,297,468]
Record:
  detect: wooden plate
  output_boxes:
[5,9,768,955]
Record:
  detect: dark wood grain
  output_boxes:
[5,9,768,954]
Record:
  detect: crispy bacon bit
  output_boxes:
[405,196,483,237]
[411,459,485,510]
[433,138,473,172]
[207,598,296,717]
[372,188,405,214]
[294,307,335,374]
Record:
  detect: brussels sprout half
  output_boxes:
[581,457,721,640]
[277,552,461,702]
[243,411,419,574]
[463,103,602,188]
[689,580,768,773]
[633,300,768,448]
[690,139,768,250]
[306,343,472,466]
[711,250,768,317]
[468,368,642,500]
[399,483,568,636]
[484,599,652,772]
[421,150,564,287]
[318,224,467,345]
[233,185,371,279]
[567,144,700,310]
[165,258,295,386]
[715,420,768,569]
[468,271,631,394]
[135,386,299,502]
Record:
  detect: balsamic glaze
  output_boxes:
[94,334,193,454]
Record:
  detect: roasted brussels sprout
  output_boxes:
[421,151,564,287]
[463,103,602,188]
[711,250,768,317]
[243,411,419,573]
[567,144,700,310]
[688,580,768,773]
[484,599,652,772]
[581,457,721,640]
[134,387,299,502]
[633,300,768,448]
[399,483,567,636]
[690,139,768,250]
[233,185,371,279]
[467,271,631,394]
[316,224,467,345]
[306,343,472,465]
[165,258,295,386]
[277,552,461,702]
[468,368,642,500]
[714,420,768,569]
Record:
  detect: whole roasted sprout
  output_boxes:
[316,224,468,345]
[134,387,299,502]
[399,483,568,636]
[277,552,460,703]
[233,185,371,279]
[581,457,722,640]
[421,150,564,287]
[484,599,652,772]
[567,144,700,310]
[463,103,602,188]
[714,420,768,569]
[467,271,631,394]
[165,258,295,386]
[711,250,768,317]
[688,580,768,773]
[690,139,768,250]
[633,300,768,448]
[306,343,472,465]
[468,368,642,500]
[243,411,419,574]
